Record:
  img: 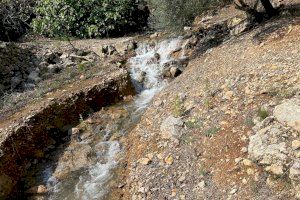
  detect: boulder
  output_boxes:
[274,99,300,131]
[248,125,287,165]
[160,116,184,140]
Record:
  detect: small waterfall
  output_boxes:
[74,141,120,200]
[42,38,184,200]
[130,38,183,110]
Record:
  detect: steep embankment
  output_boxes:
[124,14,300,200]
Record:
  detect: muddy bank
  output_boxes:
[0,68,134,199]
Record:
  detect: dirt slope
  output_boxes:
[123,16,300,199]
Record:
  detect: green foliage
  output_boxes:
[172,95,185,117]
[203,126,219,137]
[257,108,269,120]
[185,117,203,129]
[0,0,35,41]
[32,0,149,38]
[149,0,230,32]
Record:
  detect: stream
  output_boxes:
[24,38,184,200]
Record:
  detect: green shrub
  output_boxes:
[32,0,149,38]
[0,0,35,41]
[149,0,231,32]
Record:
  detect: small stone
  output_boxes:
[183,26,192,31]
[229,188,238,195]
[235,157,242,164]
[178,174,186,182]
[71,128,80,135]
[292,140,300,150]
[147,153,154,160]
[170,66,182,78]
[225,91,234,99]
[289,161,300,181]
[242,178,247,184]
[165,155,174,165]
[241,147,248,153]
[26,185,48,194]
[295,151,300,158]
[242,159,252,166]
[139,158,151,165]
[150,32,159,39]
[37,185,48,194]
[247,168,255,175]
[265,164,284,175]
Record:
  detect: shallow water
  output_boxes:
[33,38,183,200]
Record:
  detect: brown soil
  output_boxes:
[121,15,300,200]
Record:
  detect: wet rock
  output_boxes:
[274,99,300,131]
[160,116,184,140]
[102,45,117,56]
[170,67,182,78]
[53,144,96,180]
[136,71,146,83]
[184,36,198,49]
[126,40,138,52]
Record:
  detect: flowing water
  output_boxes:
[29,38,183,200]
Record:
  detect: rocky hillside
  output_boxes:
[121,7,300,200]
[0,3,300,200]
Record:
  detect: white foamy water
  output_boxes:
[74,141,120,200]
[130,38,183,109]
[46,141,120,200]
[43,38,184,200]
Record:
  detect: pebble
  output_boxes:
[242,159,252,167]
[165,155,174,165]
[292,140,300,150]
[139,158,151,165]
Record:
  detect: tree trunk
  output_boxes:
[260,0,277,16]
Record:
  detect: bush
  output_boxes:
[149,0,231,32]
[32,0,149,38]
[0,0,35,41]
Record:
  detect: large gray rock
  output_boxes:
[248,125,287,165]
[160,116,184,140]
[274,99,300,131]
